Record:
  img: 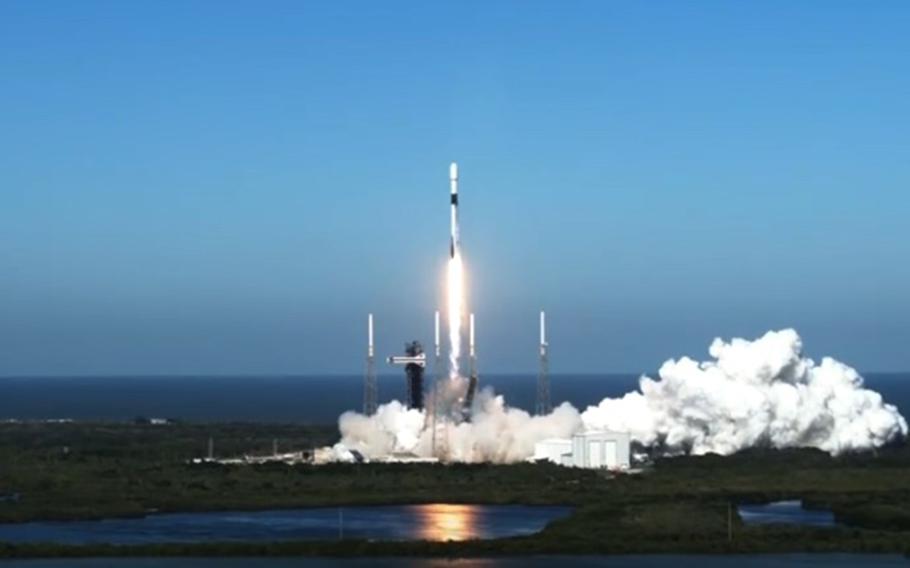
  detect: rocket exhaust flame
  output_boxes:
[447,252,464,378]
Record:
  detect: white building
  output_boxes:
[571,430,631,469]
[533,430,631,470]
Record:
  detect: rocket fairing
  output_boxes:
[449,162,459,259]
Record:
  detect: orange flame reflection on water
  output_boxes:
[414,504,479,541]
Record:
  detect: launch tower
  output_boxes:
[389,341,427,409]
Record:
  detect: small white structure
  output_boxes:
[533,430,631,470]
[532,438,573,466]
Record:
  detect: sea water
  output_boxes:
[0,373,907,424]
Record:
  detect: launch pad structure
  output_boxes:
[388,342,427,410]
[360,163,554,459]
[363,308,551,457]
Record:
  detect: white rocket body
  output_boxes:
[540,311,547,356]
[368,313,374,358]
[449,162,459,258]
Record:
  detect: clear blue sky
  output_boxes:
[1,1,908,375]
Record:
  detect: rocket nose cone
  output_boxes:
[449,162,458,181]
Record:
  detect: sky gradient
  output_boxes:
[1,1,909,375]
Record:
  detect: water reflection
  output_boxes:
[414,504,479,541]
[738,500,835,527]
[0,504,570,544]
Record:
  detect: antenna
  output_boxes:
[536,310,551,415]
[363,313,378,415]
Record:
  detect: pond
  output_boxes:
[0,504,572,544]
[737,500,835,527]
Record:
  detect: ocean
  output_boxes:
[0,373,907,425]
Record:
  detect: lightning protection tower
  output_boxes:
[430,310,449,460]
[363,313,378,415]
[536,310,551,415]
[464,313,478,411]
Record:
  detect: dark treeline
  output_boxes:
[0,422,909,556]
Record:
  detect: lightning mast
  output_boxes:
[536,310,551,415]
[363,313,378,415]
[431,310,449,460]
[469,313,477,377]
[464,313,478,411]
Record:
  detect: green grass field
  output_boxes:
[0,421,908,557]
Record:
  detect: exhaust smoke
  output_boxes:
[337,329,907,462]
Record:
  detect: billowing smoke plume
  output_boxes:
[337,329,907,462]
[582,329,907,455]
[338,387,581,462]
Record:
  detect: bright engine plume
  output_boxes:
[447,253,464,378]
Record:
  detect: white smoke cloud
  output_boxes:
[337,329,907,462]
[583,329,907,455]
[447,395,581,462]
[338,386,582,462]
[338,400,426,456]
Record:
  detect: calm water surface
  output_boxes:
[0,505,571,545]
[738,500,836,527]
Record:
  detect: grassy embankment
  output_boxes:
[0,421,909,557]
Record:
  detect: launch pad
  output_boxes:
[362,163,552,461]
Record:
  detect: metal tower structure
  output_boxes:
[431,311,449,460]
[363,313,378,415]
[536,310,551,415]
[469,313,477,378]
[389,341,426,409]
[464,313,478,411]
